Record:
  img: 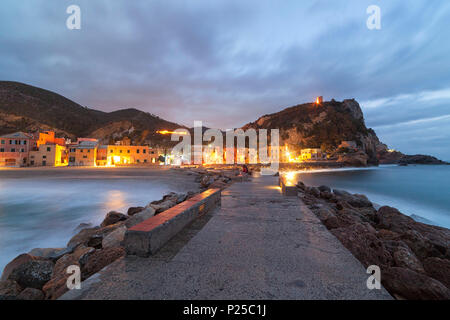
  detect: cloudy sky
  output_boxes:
[1,0,449,160]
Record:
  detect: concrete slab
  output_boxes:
[61,175,392,300]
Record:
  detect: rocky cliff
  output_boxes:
[242,99,383,165]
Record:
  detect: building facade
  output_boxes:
[101,145,157,166]
[29,144,67,167]
[0,132,37,167]
[68,141,98,166]
[301,148,326,161]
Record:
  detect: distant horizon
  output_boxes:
[1,1,449,160]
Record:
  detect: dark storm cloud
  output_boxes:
[0,0,449,159]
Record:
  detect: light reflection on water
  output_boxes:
[0,177,175,271]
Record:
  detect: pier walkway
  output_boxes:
[61,175,392,300]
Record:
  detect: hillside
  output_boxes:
[0,81,185,146]
[242,99,383,165]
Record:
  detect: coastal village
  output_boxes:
[0,129,360,168]
[0,97,364,168]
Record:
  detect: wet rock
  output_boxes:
[401,229,444,260]
[67,227,99,249]
[377,229,401,241]
[125,207,156,228]
[83,247,125,279]
[377,206,415,233]
[318,185,331,193]
[28,247,73,261]
[393,246,425,274]
[17,287,44,300]
[73,223,92,233]
[8,260,54,289]
[316,208,339,229]
[334,208,366,226]
[200,175,214,188]
[319,191,333,200]
[382,267,450,300]
[0,280,23,300]
[67,223,124,249]
[1,254,35,281]
[42,246,94,300]
[331,223,392,268]
[127,206,145,216]
[423,257,450,288]
[150,200,176,214]
[100,211,128,227]
[87,235,103,249]
[175,193,188,203]
[102,225,127,248]
[307,187,320,197]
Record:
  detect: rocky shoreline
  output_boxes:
[0,167,242,300]
[297,181,450,300]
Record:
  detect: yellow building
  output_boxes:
[301,148,325,161]
[29,144,67,167]
[98,145,158,166]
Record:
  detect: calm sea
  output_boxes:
[290,165,450,229]
[0,168,197,272]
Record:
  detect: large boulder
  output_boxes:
[127,206,145,216]
[100,211,128,227]
[150,200,176,214]
[382,267,450,300]
[331,223,392,268]
[8,260,54,289]
[42,245,94,300]
[1,254,35,281]
[67,223,124,249]
[316,208,340,229]
[0,280,23,300]
[392,246,425,274]
[333,189,372,208]
[200,175,214,188]
[377,206,416,233]
[102,225,127,248]
[82,247,125,279]
[423,257,450,288]
[17,287,44,300]
[125,207,156,228]
[28,247,73,261]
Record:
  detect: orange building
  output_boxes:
[36,131,65,147]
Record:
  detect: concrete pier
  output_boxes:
[61,175,392,300]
